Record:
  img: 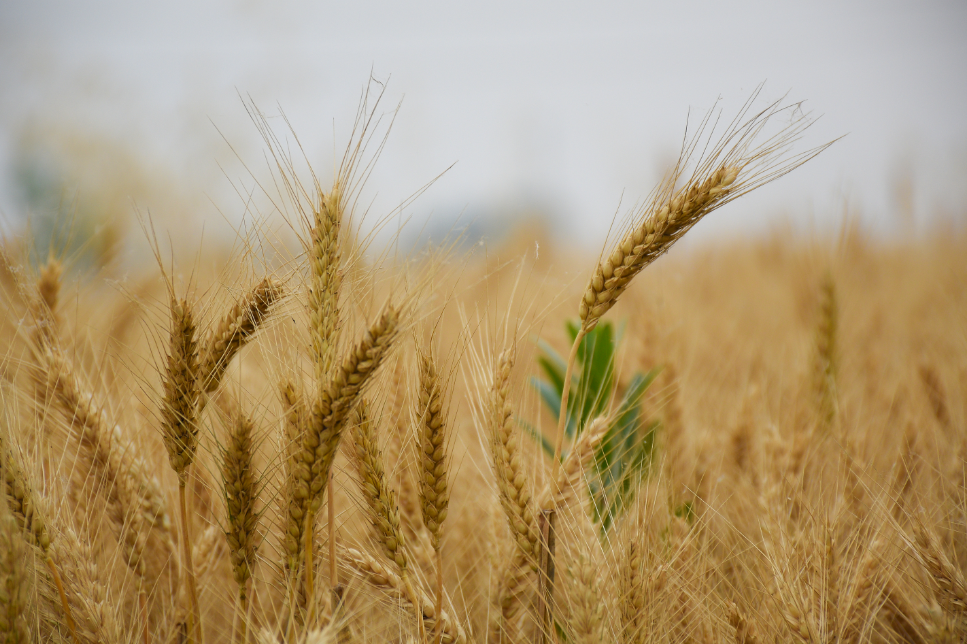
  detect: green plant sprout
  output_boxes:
[526,320,661,533]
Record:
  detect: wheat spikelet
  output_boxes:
[342,547,466,644]
[309,186,343,381]
[50,520,123,644]
[200,276,282,395]
[565,553,603,644]
[728,602,759,644]
[221,407,260,604]
[619,536,645,644]
[814,272,838,430]
[489,549,531,644]
[912,519,967,616]
[300,304,401,517]
[489,348,539,565]
[0,495,30,644]
[416,350,451,551]
[280,380,310,583]
[30,258,62,347]
[160,298,202,482]
[350,400,408,571]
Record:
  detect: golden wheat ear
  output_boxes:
[219,403,262,643]
[158,296,202,644]
[200,276,283,398]
[488,348,539,567]
[0,433,81,644]
[0,477,31,642]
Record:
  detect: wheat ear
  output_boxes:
[814,272,838,430]
[489,348,539,566]
[416,349,453,643]
[0,434,80,644]
[349,400,426,639]
[50,520,123,644]
[297,305,401,607]
[221,406,260,642]
[912,519,967,616]
[541,417,609,513]
[350,401,408,570]
[31,258,62,347]
[200,276,282,397]
[343,547,467,643]
[0,491,30,644]
[728,602,759,644]
[309,186,343,381]
[565,552,604,644]
[159,297,202,644]
[280,380,310,602]
[42,349,174,644]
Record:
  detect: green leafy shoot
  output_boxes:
[529,320,661,533]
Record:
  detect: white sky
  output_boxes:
[1,0,965,250]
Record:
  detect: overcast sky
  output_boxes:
[1,0,965,251]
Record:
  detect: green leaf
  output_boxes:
[529,376,563,421]
[518,417,560,460]
[536,338,567,392]
[571,323,615,437]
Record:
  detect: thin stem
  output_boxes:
[432,549,443,644]
[304,506,314,623]
[403,573,427,643]
[139,583,150,644]
[179,481,200,644]
[537,509,557,644]
[328,471,337,592]
[553,330,585,466]
[46,557,81,644]
[236,585,248,644]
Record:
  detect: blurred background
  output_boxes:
[1,0,965,268]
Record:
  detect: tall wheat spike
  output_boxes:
[221,405,261,642]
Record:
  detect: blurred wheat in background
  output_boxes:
[0,80,965,644]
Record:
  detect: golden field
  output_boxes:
[0,93,965,644]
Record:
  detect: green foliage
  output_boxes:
[527,320,661,533]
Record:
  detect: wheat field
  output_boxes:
[0,90,965,644]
